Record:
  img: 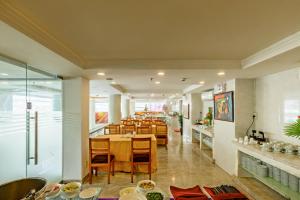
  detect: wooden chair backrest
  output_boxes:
[89,138,111,164]
[131,137,152,156]
[122,124,136,134]
[107,124,120,134]
[137,126,151,134]
[156,124,168,134]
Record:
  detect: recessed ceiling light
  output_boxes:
[217,72,225,76]
[157,72,165,76]
[155,81,160,84]
[0,81,8,84]
[97,72,105,76]
[150,93,154,97]
[199,81,205,85]
[0,73,8,76]
[46,81,52,84]
[111,81,116,84]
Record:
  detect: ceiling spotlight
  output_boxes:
[111,81,116,84]
[97,72,105,76]
[155,81,160,84]
[0,81,8,84]
[217,72,225,76]
[0,73,8,76]
[181,78,187,82]
[199,81,205,85]
[157,72,165,76]
[150,93,155,97]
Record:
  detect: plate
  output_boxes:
[119,193,147,200]
[79,187,98,199]
[119,187,137,197]
[44,183,61,198]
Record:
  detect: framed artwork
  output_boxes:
[183,104,190,119]
[95,112,108,124]
[214,91,234,122]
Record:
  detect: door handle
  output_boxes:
[34,111,38,165]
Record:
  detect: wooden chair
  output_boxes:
[131,137,152,183]
[89,138,115,184]
[122,124,136,134]
[137,126,151,134]
[105,124,120,134]
[155,124,168,149]
[141,120,151,126]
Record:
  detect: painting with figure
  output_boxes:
[214,91,234,122]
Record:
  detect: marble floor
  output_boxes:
[90,120,285,199]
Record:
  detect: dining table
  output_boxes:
[95,134,157,173]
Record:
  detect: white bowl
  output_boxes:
[137,180,156,193]
[61,182,81,198]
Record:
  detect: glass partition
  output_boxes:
[0,55,62,184]
[0,58,27,184]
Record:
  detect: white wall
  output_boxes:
[214,79,254,175]
[214,79,236,175]
[255,67,300,145]
[63,77,89,181]
[182,93,202,142]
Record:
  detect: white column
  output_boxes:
[179,99,183,114]
[109,94,121,124]
[89,98,95,130]
[63,77,89,181]
[125,99,130,118]
[130,100,135,116]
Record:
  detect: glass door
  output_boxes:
[0,57,27,184]
[26,67,62,183]
[0,55,62,184]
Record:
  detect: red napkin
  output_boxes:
[170,185,208,200]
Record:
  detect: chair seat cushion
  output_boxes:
[92,154,114,163]
[133,153,150,162]
[156,134,167,138]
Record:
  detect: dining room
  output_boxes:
[1,1,300,200]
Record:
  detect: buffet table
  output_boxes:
[95,134,157,173]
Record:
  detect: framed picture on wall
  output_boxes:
[183,104,190,119]
[214,91,234,122]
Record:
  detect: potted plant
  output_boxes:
[284,116,300,139]
[178,114,183,135]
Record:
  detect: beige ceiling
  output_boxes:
[1,0,300,98]
[2,0,300,67]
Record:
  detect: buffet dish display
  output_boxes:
[120,180,166,200]
[36,182,101,200]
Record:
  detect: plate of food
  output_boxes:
[137,180,156,193]
[146,190,166,200]
[79,187,99,199]
[44,183,61,198]
[119,193,147,200]
[61,182,81,198]
[119,187,137,197]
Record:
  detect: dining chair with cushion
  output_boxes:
[122,124,136,134]
[89,138,115,184]
[137,126,151,134]
[155,124,168,149]
[130,137,152,183]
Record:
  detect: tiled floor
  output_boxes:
[90,120,285,199]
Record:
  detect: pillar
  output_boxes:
[109,94,121,124]
[179,99,183,114]
[63,77,89,181]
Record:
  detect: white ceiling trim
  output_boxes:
[0,1,86,67]
[85,59,241,70]
[242,31,300,69]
